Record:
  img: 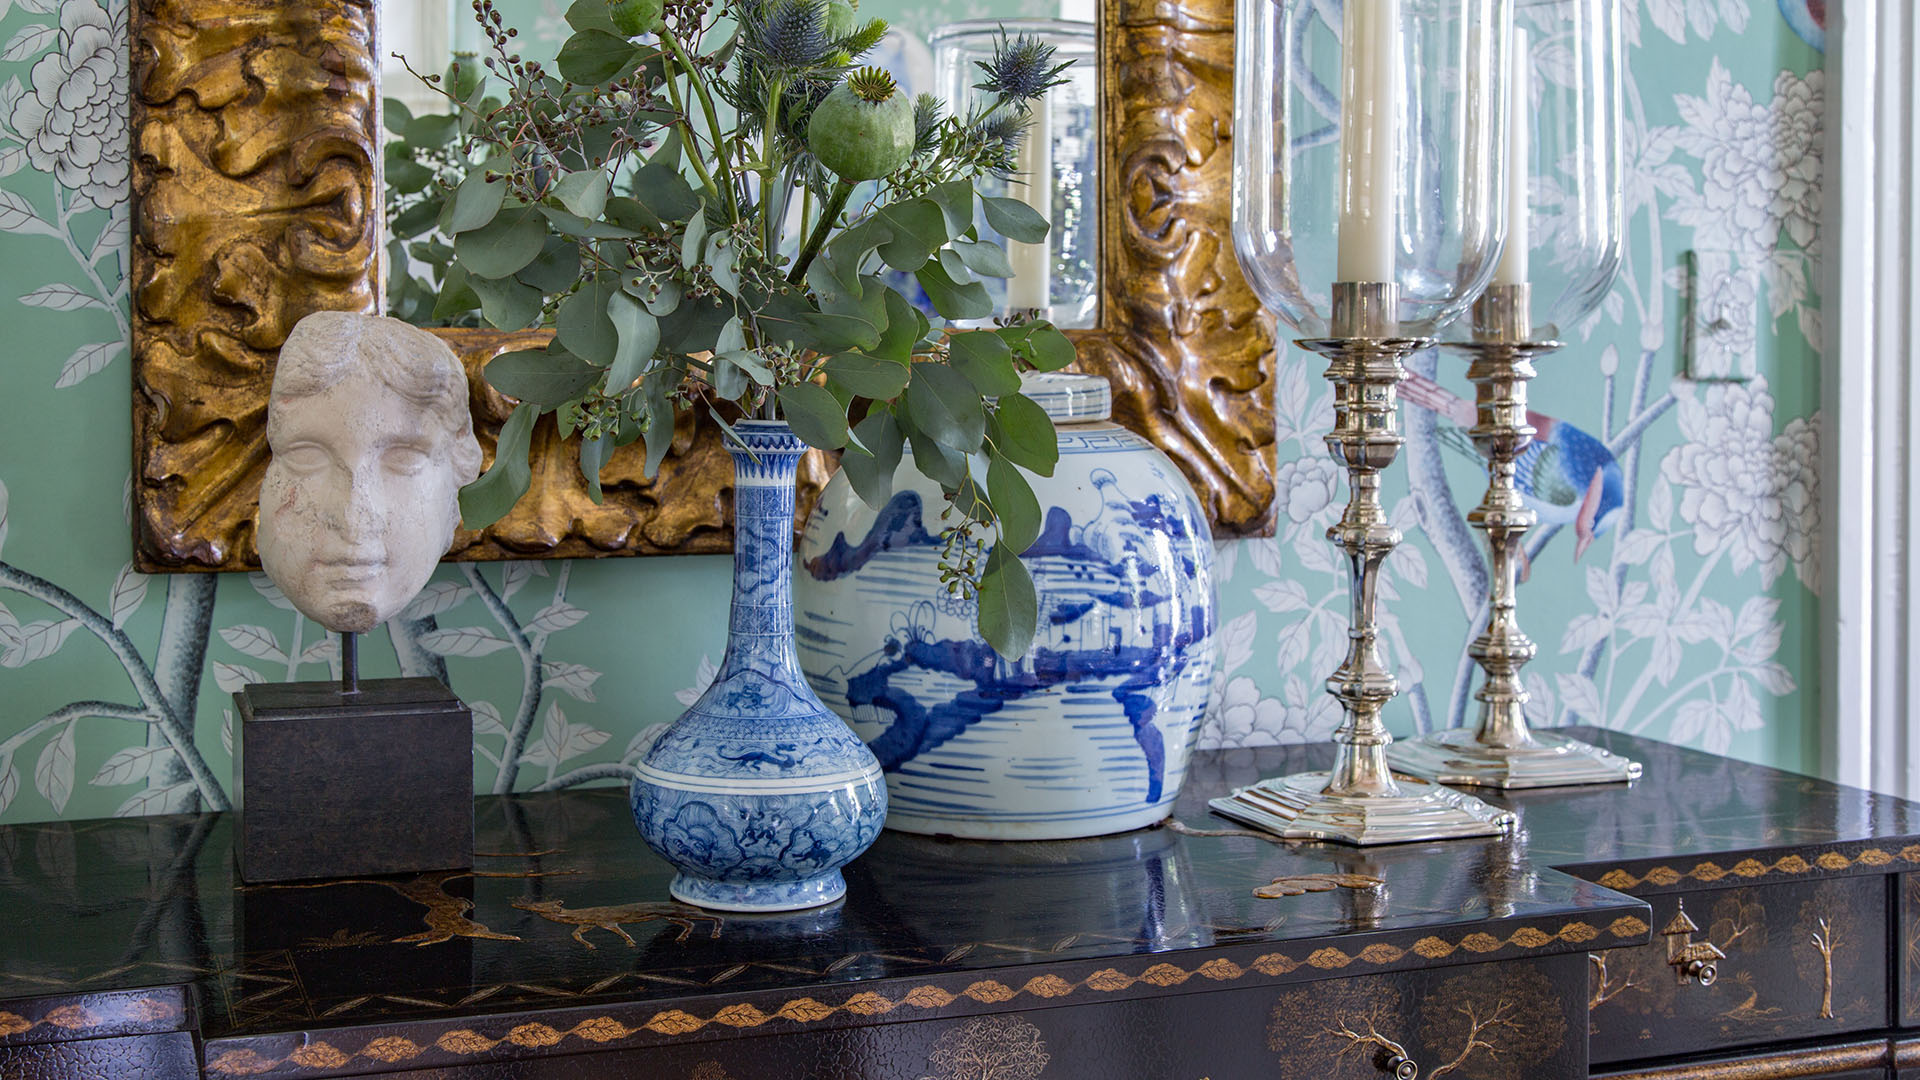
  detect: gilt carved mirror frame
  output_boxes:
[129,0,1274,571]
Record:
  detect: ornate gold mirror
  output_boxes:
[129,0,1272,571]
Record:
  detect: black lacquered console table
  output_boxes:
[3,730,1920,1079]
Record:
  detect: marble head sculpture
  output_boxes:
[257,312,484,634]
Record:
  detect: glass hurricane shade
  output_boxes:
[931,18,1099,328]
[1230,0,1514,337]
[1483,0,1624,340]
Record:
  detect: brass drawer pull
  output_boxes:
[1381,1053,1419,1079]
[1661,899,1727,987]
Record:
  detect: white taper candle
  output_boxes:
[1336,0,1401,284]
[1493,26,1530,287]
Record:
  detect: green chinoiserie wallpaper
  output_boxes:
[0,0,1824,821]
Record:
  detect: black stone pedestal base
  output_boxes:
[234,678,472,883]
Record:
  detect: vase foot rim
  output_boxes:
[668,871,848,913]
[634,760,884,795]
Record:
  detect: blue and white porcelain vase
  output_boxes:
[631,421,887,912]
[794,373,1216,840]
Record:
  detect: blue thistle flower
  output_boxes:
[972,31,1069,102]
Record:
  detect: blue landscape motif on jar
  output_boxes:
[796,409,1217,841]
[632,421,887,912]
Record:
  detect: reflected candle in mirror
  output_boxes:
[1006,97,1053,311]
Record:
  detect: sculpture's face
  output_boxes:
[256,372,464,634]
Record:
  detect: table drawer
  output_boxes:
[1594,1035,1891,1079]
[1588,875,1888,1065]
[375,955,1586,1080]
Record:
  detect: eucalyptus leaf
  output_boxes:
[657,296,729,352]
[720,349,773,385]
[469,272,544,330]
[385,153,435,194]
[987,454,1041,553]
[905,421,966,488]
[928,180,974,236]
[990,392,1058,477]
[558,29,641,85]
[937,247,973,284]
[710,238,741,295]
[391,197,442,239]
[915,259,992,320]
[579,434,610,504]
[641,377,675,477]
[999,320,1077,371]
[824,353,910,399]
[553,170,611,218]
[777,383,850,449]
[556,272,621,365]
[565,0,621,33]
[842,409,904,507]
[459,402,538,527]
[948,331,1019,396]
[384,98,414,135]
[874,198,947,271]
[951,237,1016,278]
[445,166,507,234]
[714,314,747,355]
[538,204,640,239]
[433,263,482,321]
[485,345,603,407]
[405,112,459,149]
[638,276,684,316]
[866,288,929,361]
[606,290,660,392]
[708,353,748,399]
[603,195,662,233]
[981,195,1049,244]
[629,161,698,222]
[680,202,709,268]
[905,361,985,451]
[455,202,547,279]
[518,236,582,293]
[976,541,1038,660]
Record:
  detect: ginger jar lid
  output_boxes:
[1017,372,1110,424]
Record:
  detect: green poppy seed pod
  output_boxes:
[807,68,914,182]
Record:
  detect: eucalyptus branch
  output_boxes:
[0,562,228,808]
[788,179,852,281]
[462,563,545,794]
[660,27,741,219]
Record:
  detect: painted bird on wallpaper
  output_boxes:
[1778,0,1825,52]
[1398,372,1624,560]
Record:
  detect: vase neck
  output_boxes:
[719,423,806,676]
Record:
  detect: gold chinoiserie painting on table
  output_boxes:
[129,0,1275,572]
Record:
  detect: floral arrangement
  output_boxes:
[391,0,1075,658]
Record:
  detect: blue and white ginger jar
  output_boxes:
[631,421,887,912]
[794,373,1216,840]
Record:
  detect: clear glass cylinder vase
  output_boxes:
[930,18,1099,328]
[1230,0,1515,336]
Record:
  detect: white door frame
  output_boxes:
[1822,0,1919,796]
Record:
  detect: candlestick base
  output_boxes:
[1209,771,1514,846]
[1387,728,1642,790]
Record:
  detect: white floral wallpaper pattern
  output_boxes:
[0,0,1826,822]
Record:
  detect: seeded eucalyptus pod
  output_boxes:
[393,0,1072,658]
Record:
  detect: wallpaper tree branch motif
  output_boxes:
[0,0,1827,822]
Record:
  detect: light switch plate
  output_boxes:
[1685,250,1758,381]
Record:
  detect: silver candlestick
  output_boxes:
[1387,285,1641,788]
[1210,283,1514,844]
